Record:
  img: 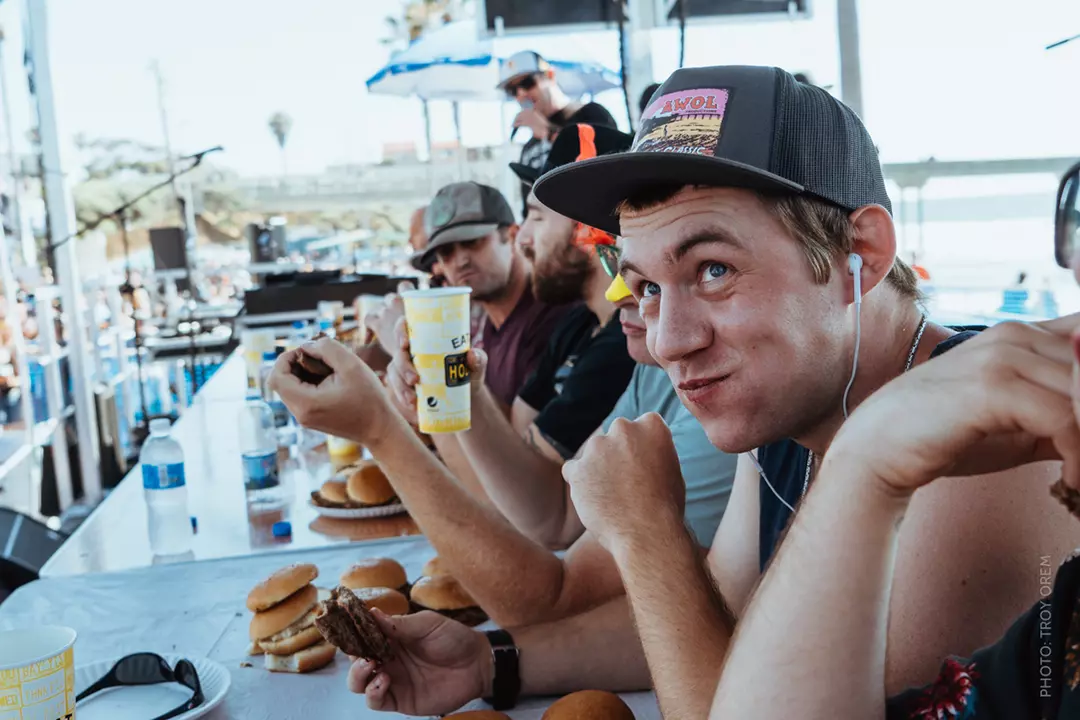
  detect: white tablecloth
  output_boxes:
[0,537,660,719]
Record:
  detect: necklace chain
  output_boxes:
[801,314,928,498]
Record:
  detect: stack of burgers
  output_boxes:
[410,555,488,627]
[338,557,410,616]
[246,563,336,673]
[310,460,398,510]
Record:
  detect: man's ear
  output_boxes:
[502,224,519,245]
[847,204,896,297]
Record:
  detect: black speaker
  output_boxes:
[0,507,67,593]
[150,226,188,271]
[150,226,191,293]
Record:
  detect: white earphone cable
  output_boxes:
[746,450,797,514]
[754,253,863,512]
[841,303,862,419]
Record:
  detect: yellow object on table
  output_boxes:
[0,626,76,719]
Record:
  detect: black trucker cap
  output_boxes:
[532,65,891,236]
[414,182,516,270]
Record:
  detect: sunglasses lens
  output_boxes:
[506,74,538,97]
[596,245,620,278]
[115,653,171,685]
[175,661,202,695]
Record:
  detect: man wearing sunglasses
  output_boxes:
[500,51,616,214]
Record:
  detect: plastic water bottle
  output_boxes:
[316,317,335,340]
[240,393,283,506]
[140,418,193,556]
[258,351,295,445]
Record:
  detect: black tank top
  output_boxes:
[757,328,984,572]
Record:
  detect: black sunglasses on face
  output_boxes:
[596,243,621,279]
[1055,161,1080,269]
[505,74,539,98]
[76,653,204,720]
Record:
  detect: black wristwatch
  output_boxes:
[482,629,520,711]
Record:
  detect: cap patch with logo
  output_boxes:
[532,65,892,236]
[636,89,729,156]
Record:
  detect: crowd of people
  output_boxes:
[267,59,1080,719]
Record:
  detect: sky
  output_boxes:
[0,0,1077,179]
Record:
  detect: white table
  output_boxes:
[1,538,660,719]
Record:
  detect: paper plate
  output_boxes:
[308,499,407,519]
[75,654,230,720]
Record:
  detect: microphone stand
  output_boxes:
[50,149,219,444]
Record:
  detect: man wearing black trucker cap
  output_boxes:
[334,67,1078,720]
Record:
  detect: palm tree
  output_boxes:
[268,112,293,178]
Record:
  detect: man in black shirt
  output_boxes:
[499,50,616,211]
[378,124,636,549]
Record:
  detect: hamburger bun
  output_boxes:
[346,461,396,506]
[249,584,319,641]
[264,641,336,674]
[247,563,319,612]
[340,557,408,591]
[319,480,349,506]
[410,574,475,611]
[444,713,512,719]
[409,575,488,626]
[421,555,450,578]
[352,587,410,616]
[541,690,636,720]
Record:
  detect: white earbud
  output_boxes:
[842,252,864,419]
[848,252,863,306]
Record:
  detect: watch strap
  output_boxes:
[482,629,520,711]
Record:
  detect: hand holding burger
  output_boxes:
[269,337,393,448]
[348,611,492,716]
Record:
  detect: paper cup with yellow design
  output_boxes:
[0,626,77,720]
[401,288,472,434]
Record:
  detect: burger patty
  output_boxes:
[310,491,400,510]
[314,586,392,663]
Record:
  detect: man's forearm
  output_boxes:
[515,596,652,697]
[365,401,585,628]
[613,514,734,720]
[711,449,909,719]
[430,432,493,507]
[458,387,576,546]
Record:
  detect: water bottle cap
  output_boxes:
[292,320,306,329]
[149,418,171,435]
[272,521,292,538]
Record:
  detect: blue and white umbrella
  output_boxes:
[365,21,621,102]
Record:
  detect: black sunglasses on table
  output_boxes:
[1055,160,1080,269]
[504,73,539,98]
[76,653,203,720]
